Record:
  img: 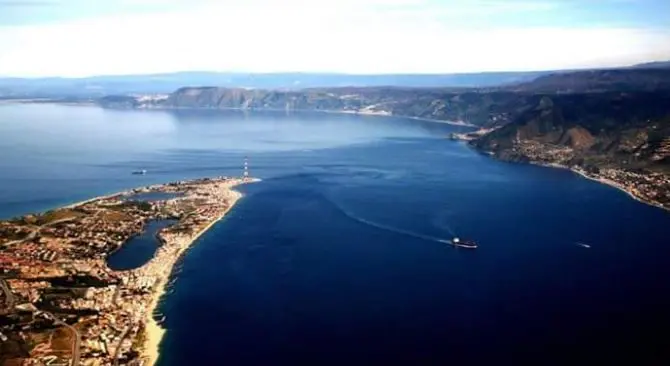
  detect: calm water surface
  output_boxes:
[107,219,178,271]
[1,103,669,364]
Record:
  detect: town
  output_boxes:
[0,176,253,366]
[502,139,670,210]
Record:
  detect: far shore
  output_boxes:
[4,98,479,128]
[531,161,669,213]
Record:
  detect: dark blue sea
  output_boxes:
[1,103,669,364]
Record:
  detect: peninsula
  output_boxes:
[0,176,257,365]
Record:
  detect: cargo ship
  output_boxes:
[131,169,147,175]
[451,237,478,249]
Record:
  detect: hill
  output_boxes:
[631,61,670,69]
[101,86,542,127]
[472,92,670,169]
[507,68,670,93]
[92,66,670,209]
[470,90,670,209]
[97,67,670,129]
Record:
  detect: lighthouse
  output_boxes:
[243,156,249,180]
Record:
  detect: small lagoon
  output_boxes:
[106,219,178,271]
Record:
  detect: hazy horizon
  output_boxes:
[1,0,669,78]
[1,60,668,80]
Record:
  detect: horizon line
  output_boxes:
[1,59,668,79]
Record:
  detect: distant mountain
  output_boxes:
[506,68,670,93]
[100,86,543,127]
[469,89,670,209]
[97,67,670,130]
[472,91,670,167]
[631,61,670,69]
[91,66,670,208]
[470,67,670,171]
[0,71,550,98]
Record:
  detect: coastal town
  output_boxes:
[492,138,670,211]
[0,176,255,366]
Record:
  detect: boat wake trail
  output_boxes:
[327,197,452,245]
[575,242,591,249]
[431,210,458,237]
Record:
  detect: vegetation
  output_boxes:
[96,66,670,174]
[472,91,670,171]
[99,67,670,129]
[108,201,153,213]
[35,209,85,226]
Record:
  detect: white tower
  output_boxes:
[244,156,249,180]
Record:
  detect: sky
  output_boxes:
[0,0,669,77]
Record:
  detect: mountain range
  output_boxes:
[0,71,549,98]
[5,61,670,177]
[94,64,670,176]
[4,61,668,98]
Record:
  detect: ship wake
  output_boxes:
[328,197,451,245]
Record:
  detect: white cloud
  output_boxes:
[0,0,668,76]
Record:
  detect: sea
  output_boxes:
[1,103,669,364]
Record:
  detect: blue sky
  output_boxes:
[0,0,668,77]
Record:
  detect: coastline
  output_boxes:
[24,99,478,128]
[142,184,246,366]
[568,167,669,212]
[62,192,124,210]
[156,105,479,128]
[314,109,477,127]
[405,115,476,127]
[0,175,259,365]
[530,161,669,213]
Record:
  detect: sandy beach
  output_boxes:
[62,191,124,209]
[143,186,245,366]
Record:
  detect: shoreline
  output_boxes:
[62,192,124,210]
[0,175,259,364]
[141,184,246,366]
[530,161,669,213]
[569,167,669,212]
[16,99,478,128]
[145,105,479,128]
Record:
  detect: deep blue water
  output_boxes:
[1,103,670,364]
[107,219,178,271]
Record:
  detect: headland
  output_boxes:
[0,176,258,365]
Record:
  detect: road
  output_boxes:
[0,277,15,308]
[41,311,81,366]
[113,326,131,366]
[4,216,80,246]
[4,230,37,246]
